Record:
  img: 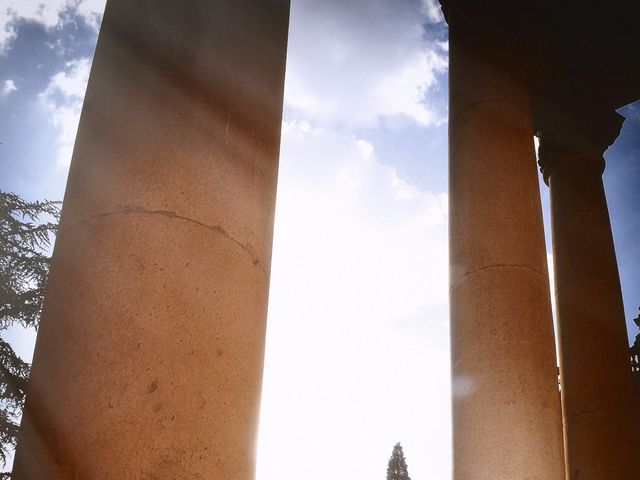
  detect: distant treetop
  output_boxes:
[386,442,411,480]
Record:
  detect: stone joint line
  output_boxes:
[450,263,546,292]
[451,99,528,125]
[60,205,267,275]
[566,406,617,422]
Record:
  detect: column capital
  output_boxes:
[534,105,624,184]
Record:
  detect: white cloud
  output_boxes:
[354,137,374,159]
[284,0,448,127]
[257,120,450,480]
[422,0,445,23]
[0,0,106,53]
[373,47,448,126]
[39,57,91,168]
[3,1,451,476]
[73,0,106,30]
[547,252,560,360]
[2,79,16,94]
[258,4,450,477]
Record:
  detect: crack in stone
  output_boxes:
[60,205,266,275]
[450,263,546,291]
[451,99,528,125]
[567,406,616,421]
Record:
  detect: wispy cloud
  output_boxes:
[284,0,448,128]
[39,57,91,168]
[422,0,445,23]
[0,0,105,53]
[3,2,452,478]
[2,79,16,94]
[258,119,450,480]
[258,3,451,478]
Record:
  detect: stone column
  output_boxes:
[449,32,565,480]
[13,1,289,478]
[538,110,640,480]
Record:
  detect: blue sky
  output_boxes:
[1,1,639,479]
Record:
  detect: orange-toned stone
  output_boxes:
[541,138,640,480]
[449,34,565,479]
[12,1,289,478]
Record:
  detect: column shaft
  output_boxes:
[13,1,289,478]
[449,36,565,479]
[547,149,640,479]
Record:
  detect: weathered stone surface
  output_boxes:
[449,34,565,480]
[443,1,640,476]
[12,1,289,478]
[541,136,640,480]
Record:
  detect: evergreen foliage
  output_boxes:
[632,308,640,351]
[0,191,59,472]
[386,442,411,480]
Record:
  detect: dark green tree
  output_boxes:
[0,191,59,473]
[387,442,411,480]
[631,308,640,374]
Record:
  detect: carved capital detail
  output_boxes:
[533,102,624,185]
[537,138,605,185]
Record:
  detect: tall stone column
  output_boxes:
[449,32,565,480]
[13,1,289,478]
[538,110,640,479]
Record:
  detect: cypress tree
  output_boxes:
[0,191,59,474]
[386,442,411,480]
